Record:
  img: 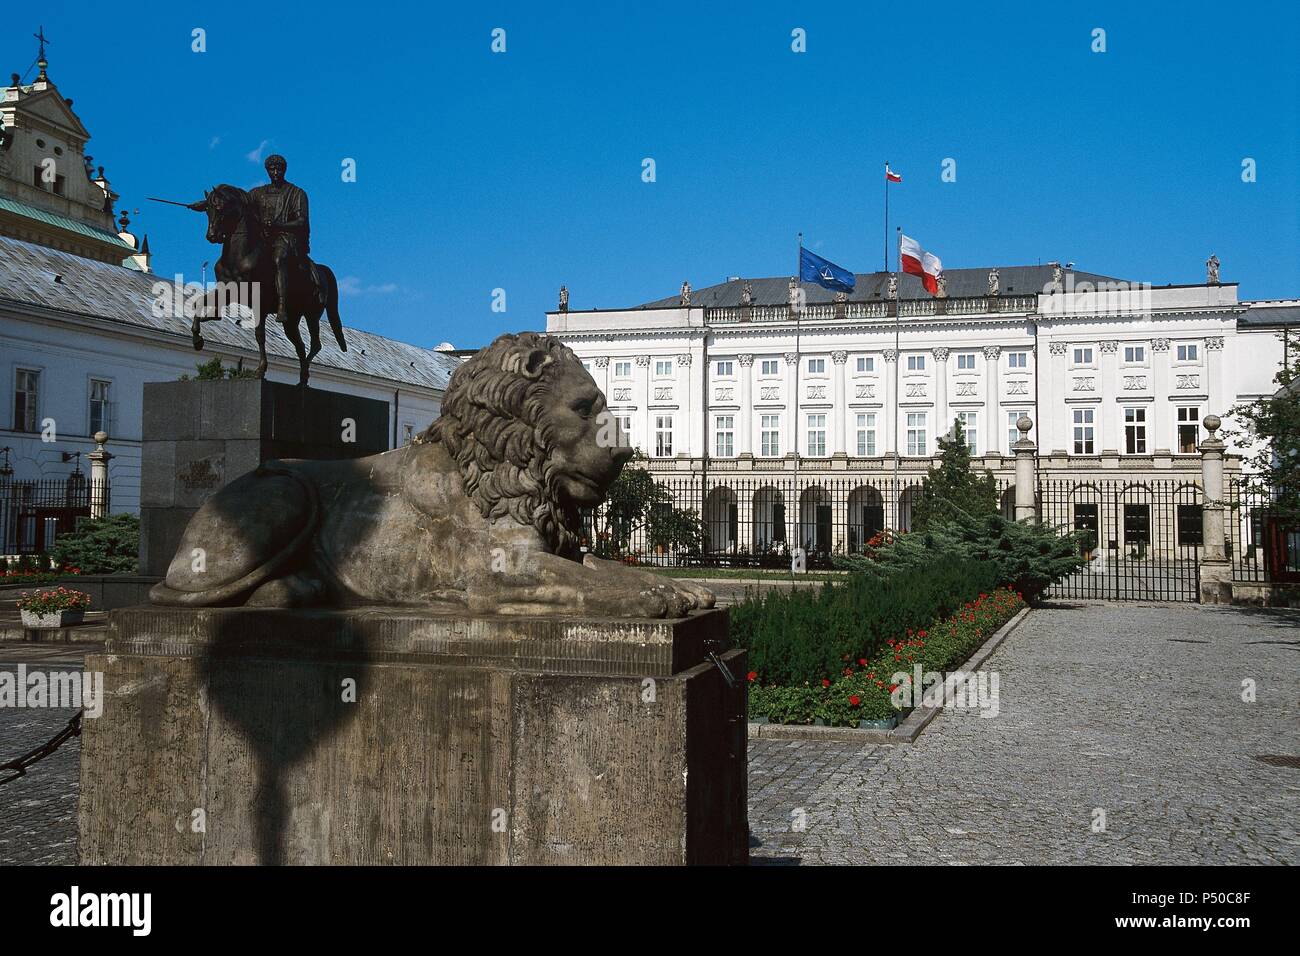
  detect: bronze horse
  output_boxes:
[190,184,346,385]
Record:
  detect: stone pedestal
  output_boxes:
[139,379,389,577]
[78,606,747,865]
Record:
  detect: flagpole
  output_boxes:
[794,232,803,533]
[892,227,902,515]
[883,162,889,273]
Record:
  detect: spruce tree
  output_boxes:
[910,418,998,532]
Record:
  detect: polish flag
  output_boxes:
[900,234,943,295]
[885,166,902,183]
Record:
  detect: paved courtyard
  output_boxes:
[750,602,1300,864]
[2,602,1297,865]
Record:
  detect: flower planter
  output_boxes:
[21,609,85,629]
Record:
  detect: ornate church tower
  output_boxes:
[0,28,147,269]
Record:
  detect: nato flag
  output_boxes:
[799,247,857,293]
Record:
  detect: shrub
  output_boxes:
[728,553,999,687]
[836,507,1084,604]
[17,587,91,614]
[49,513,140,575]
[910,421,999,532]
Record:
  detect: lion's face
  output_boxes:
[543,360,633,507]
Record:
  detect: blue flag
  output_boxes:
[799,247,856,293]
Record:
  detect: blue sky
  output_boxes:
[10,1,1298,349]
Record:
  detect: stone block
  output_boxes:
[79,607,746,866]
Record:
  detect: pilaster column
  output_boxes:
[88,431,113,519]
[932,347,949,440]
[592,355,609,401]
[679,352,696,459]
[982,345,1001,455]
[635,354,651,453]
[1205,336,1225,417]
[883,349,898,457]
[831,350,848,455]
[784,351,799,457]
[1098,340,1119,450]
[737,354,754,455]
[1150,339,1170,451]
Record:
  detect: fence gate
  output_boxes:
[1041,479,1202,602]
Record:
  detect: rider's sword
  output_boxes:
[146,197,197,207]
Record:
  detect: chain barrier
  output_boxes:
[0,710,83,785]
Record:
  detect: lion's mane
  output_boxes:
[420,332,584,559]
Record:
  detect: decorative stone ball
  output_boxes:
[1203,414,1221,434]
[1016,416,1033,435]
[93,431,108,445]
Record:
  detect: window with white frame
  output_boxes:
[957,353,976,370]
[1177,406,1200,454]
[654,359,673,377]
[806,414,827,457]
[89,379,111,435]
[613,360,631,378]
[1007,410,1029,455]
[13,369,39,433]
[581,361,592,374]
[401,423,414,446]
[655,415,673,457]
[760,359,779,376]
[715,360,734,377]
[1007,351,1028,369]
[1123,345,1146,364]
[856,413,876,456]
[855,356,875,373]
[760,414,781,457]
[906,412,928,456]
[906,354,926,372]
[714,415,734,457]
[956,411,978,452]
[807,358,825,375]
[618,415,633,448]
[1176,343,1199,362]
[1124,406,1147,454]
[1072,346,1094,366]
[1073,408,1095,454]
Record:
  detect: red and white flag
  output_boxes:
[900,234,943,295]
[885,165,902,183]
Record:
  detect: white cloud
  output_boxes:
[339,275,398,297]
[245,139,270,163]
[209,135,221,149]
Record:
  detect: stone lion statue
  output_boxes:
[149,332,715,617]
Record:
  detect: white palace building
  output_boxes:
[549,265,1294,552]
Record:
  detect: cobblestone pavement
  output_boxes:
[750,602,1300,865]
[0,645,93,866]
[3,603,1298,865]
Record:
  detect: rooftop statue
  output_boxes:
[149,332,715,618]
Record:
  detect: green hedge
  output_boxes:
[728,553,1000,687]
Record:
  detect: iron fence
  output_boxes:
[1039,478,1202,602]
[1226,479,1300,583]
[579,473,1014,571]
[0,477,108,556]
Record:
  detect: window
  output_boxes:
[1123,345,1146,364]
[806,414,826,457]
[1124,406,1147,454]
[654,359,673,377]
[957,353,977,370]
[1073,408,1095,454]
[1176,343,1199,362]
[856,356,875,373]
[654,415,673,457]
[1177,406,1200,454]
[956,412,978,452]
[581,361,592,374]
[14,369,39,432]
[89,379,111,435]
[1177,504,1204,546]
[906,412,928,456]
[401,423,414,446]
[760,414,781,457]
[1123,504,1151,545]
[1007,410,1029,454]
[760,359,779,376]
[613,360,631,378]
[714,415,734,457]
[807,358,825,375]
[1072,347,1094,366]
[1007,351,1028,369]
[617,415,633,448]
[715,360,733,377]
[856,413,876,456]
[906,355,926,372]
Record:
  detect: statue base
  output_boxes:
[78,606,747,865]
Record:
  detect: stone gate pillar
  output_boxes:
[1198,414,1232,604]
[87,431,112,519]
[1013,416,1037,521]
